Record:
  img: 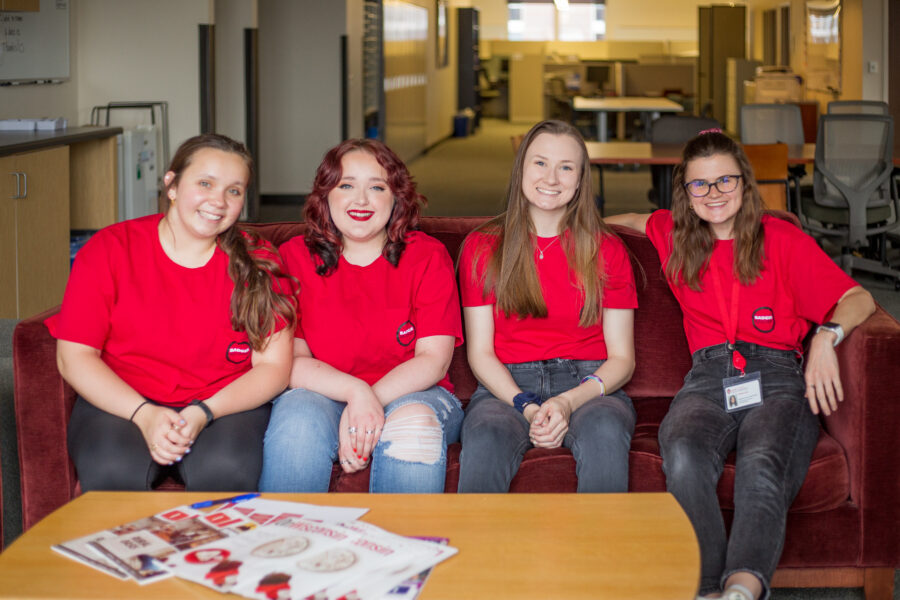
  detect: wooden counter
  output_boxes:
[0,125,121,318]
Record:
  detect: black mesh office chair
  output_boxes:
[797,114,900,288]
[827,100,890,115]
[647,115,719,207]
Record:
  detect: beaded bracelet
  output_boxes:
[580,374,606,396]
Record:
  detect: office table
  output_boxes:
[586,142,816,210]
[573,97,684,142]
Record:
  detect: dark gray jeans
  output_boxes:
[658,342,820,599]
[458,359,635,493]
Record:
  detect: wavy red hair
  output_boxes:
[303,139,426,275]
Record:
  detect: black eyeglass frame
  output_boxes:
[683,174,743,198]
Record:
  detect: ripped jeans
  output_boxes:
[259,386,463,493]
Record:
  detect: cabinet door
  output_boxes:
[0,156,18,318]
[1,0,40,10]
[15,146,70,318]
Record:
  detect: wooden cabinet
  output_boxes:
[0,146,70,318]
[0,0,40,11]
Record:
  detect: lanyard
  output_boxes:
[710,265,746,375]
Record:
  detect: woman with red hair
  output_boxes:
[259,139,463,493]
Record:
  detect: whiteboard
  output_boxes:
[0,0,69,83]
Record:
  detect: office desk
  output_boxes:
[573,97,684,142]
[586,142,816,209]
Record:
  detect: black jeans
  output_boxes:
[68,396,271,491]
[458,359,635,493]
[658,342,820,599]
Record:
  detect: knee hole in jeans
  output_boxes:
[380,405,442,465]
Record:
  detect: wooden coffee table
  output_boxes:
[0,492,699,599]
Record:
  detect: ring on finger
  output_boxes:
[365,429,375,435]
[348,426,357,434]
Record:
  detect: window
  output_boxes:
[508,1,605,42]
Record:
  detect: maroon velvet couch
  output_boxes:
[12,216,900,597]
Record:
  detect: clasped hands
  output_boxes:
[337,383,385,474]
[134,403,208,465]
[524,394,572,449]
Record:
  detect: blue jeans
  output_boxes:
[658,342,820,599]
[457,359,636,493]
[259,386,463,493]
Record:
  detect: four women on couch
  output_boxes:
[54,124,875,600]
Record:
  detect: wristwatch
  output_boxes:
[512,392,542,414]
[189,399,215,426]
[815,321,845,347]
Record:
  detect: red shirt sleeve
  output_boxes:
[458,231,498,307]
[644,209,675,260]
[600,234,638,309]
[775,218,859,323]
[411,239,464,346]
[47,230,117,349]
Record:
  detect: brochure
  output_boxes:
[53,497,369,585]
[167,518,457,600]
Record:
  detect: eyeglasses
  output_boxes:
[684,174,742,198]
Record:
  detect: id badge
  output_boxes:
[723,371,763,412]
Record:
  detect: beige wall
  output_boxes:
[214,0,256,143]
[74,0,209,156]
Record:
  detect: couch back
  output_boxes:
[246,216,694,407]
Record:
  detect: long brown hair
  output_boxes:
[666,131,765,290]
[162,134,296,350]
[471,120,609,327]
[303,139,425,275]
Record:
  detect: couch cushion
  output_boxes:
[329,429,850,513]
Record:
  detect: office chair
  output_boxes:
[797,114,900,288]
[743,143,795,212]
[647,115,719,206]
[827,100,890,115]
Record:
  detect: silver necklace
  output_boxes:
[537,236,559,260]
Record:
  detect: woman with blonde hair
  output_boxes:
[607,129,875,600]
[457,119,637,493]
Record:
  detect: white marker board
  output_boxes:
[0,1,69,83]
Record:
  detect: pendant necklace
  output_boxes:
[537,236,559,260]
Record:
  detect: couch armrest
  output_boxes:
[12,307,77,533]
[823,305,900,566]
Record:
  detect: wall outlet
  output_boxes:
[866,60,878,74]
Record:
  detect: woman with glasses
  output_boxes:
[607,130,874,600]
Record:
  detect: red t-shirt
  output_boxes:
[459,229,638,363]
[645,210,858,353]
[47,214,288,407]
[281,231,463,393]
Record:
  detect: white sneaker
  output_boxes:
[722,584,754,600]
